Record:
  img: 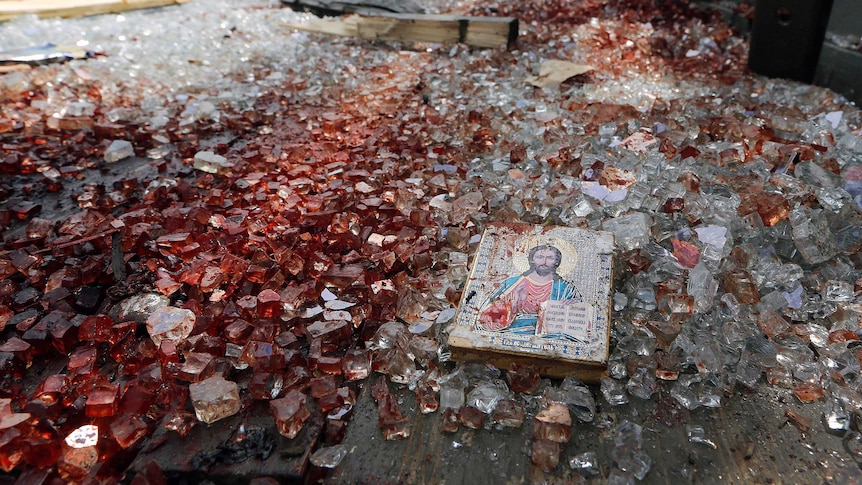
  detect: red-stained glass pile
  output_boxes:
[0,0,861,481]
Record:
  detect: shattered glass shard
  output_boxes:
[189,375,241,424]
[270,390,311,439]
[146,306,195,347]
[534,403,572,443]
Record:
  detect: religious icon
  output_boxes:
[448,223,614,381]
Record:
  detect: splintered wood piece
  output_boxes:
[525,60,594,88]
[284,14,518,49]
[0,0,191,22]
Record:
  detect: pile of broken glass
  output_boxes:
[0,0,860,482]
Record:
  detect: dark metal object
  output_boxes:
[192,425,275,470]
[282,0,424,17]
[748,0,834,83]
[0,43,91,66]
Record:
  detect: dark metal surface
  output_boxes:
[748,0,834,83]
[327,379,859,484]
[282,0,424,17]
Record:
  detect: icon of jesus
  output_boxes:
[478,244,583,335]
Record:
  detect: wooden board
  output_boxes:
[448,341,608,383]
[0,0,190,22]
[284,13,518,49]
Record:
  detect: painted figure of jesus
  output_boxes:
[478,244,582,335]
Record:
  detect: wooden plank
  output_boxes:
[448,339,608,383]
[0,0,191,22]
[284,13,518,49]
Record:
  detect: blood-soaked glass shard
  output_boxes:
[377,393,410,440]
[177,352,215,383]
[163,411,197,437]
[248,372,284,400]
[654,351,680,381]
[85,383,120,418]
[663,197,684,213]
[661,294,694,321]
[457,406,483,429]
[257,289,282,318]
[828,330,858,344]
[721,269,760,304]
[0,410,30,430]
[78,314,113,343]
[755,193,790,227]
[34,375,68,404]
[270,390,310,439]
[0,306,12,333]
[146,306,195,347]
[305,320,351,352]
[224,319,254,345]
[671,238,700,268]
[68,344,97,379]
[236,296,258,321]
[784,408,812,431]
[318,390,345,413]
[320,264,364,288]
[0,337,32,369]
[506,364,541,394]
[492,399,525,427]
[441,407,459,433]
[189,375,241,424]
[531,438,561,471]
[757,311,790,338]
[58,445,98,480]
[119,384,154,416]
[199,266,226,293]
[416,385,438,414]
[192,335,227,356]
[283,365,311,391]
[9,309,40,333]
[534,403,571,443]
[154,276,182,296]
[240,341,285,371]
[310,375,338,399]
[7,200,41,221]
[623,251,650,274]
[793,383,824,403]
[158,340,180,377]
[645,321,681,352]
[0,427,24,472]
[679,145,700,159]
[155,232,192,253]
[110,415,148,448]
[342,349,371,381]
[317,356,343,375]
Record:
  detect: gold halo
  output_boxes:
[511,234,578,276]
